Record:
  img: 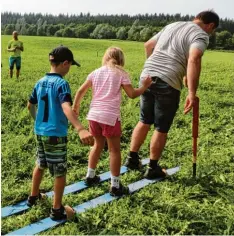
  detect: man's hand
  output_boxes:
[78,129,94,146]
[184,94,196,114]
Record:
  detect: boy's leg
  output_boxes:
[31,166,44,196]
[27,135,47,207]
[53,175,66,209]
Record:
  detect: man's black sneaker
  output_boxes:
[85,175,100,186]
[144,165,167,179]
[50,205,76,221]
[109,183,130,197]
[124,156,142,170]
[27,193,47,207]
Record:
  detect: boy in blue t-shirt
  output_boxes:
[27,46,94,220]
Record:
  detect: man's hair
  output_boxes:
[195,10,219,28]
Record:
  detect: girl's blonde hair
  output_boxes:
[102,47,125,69]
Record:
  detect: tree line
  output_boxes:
[2,12,234,50]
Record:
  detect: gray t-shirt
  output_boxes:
[140,21,209,91]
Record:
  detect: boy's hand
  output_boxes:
[142,75,152,88]
[72,109,79,117]
[78,129,94,146]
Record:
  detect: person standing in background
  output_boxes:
[7,31,24,79]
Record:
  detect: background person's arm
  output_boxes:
[17,42,24,51]
[184,47,203,114]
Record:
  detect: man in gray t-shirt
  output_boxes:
[125,11,219,178]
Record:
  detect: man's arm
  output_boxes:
[184,47,203,114]
[144,39,157,58]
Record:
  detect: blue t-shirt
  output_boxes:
[29,73,72,137]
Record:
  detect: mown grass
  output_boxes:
[1,36,234,235]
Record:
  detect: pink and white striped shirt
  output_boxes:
[87,65,131,126]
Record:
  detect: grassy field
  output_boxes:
[1,35,234,235]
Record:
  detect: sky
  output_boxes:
[1,0,234,20]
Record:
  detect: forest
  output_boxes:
[2,12,234,49]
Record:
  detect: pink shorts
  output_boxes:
[89,120,122,137]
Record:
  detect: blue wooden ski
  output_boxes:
[2,159,149,218]
[6,166,180,236]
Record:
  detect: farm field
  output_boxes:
[1,35,234,235]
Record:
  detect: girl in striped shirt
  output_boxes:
[73,47,152,196]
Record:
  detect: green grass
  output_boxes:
[1,35,234,235]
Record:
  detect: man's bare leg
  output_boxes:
[16,69,20,79]
[150,130,167,160]
[10,69,13,78]
[125,121,151,169]
[130,121,151,152]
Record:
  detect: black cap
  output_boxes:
[49,46,80,67]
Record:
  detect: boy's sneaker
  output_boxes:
[110,183,130,197]
[85,175,100,186]
[50,205,76,221]
[27,193,47,207]
[144,165,167,179]
[124,156,142,170]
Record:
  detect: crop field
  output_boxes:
[1,35,234,235]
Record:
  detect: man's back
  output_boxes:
[141,21,209,90]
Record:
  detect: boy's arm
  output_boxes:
[73,80,92,116]
[122,76,152,99]
[27,101,37,120]
[62,102,94,145]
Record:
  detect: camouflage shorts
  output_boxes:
[36,135,68,177]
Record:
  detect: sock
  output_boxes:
[129,151,139,159]
[86,167,95,178]
[149,159,159,169]
[111,175,120,188]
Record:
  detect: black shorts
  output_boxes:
[140,77,180,133]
